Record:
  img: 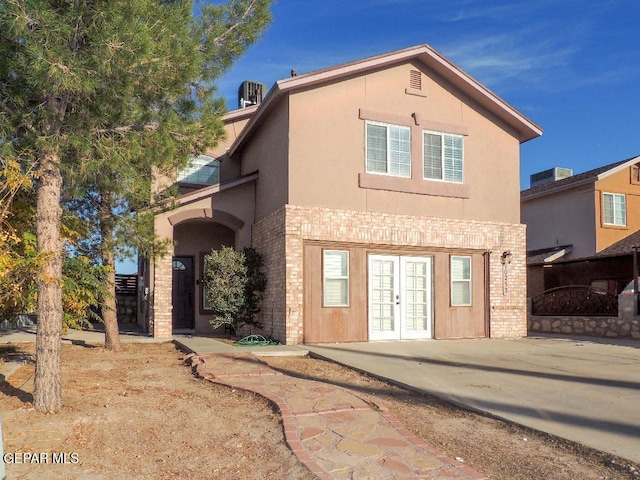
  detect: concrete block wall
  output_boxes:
[253,204,527,344]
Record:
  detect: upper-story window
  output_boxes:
[177,154,220,186]
[365,121,411,178]
[423,131,463,183]
[602,192,626,226]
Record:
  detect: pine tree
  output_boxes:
[0,0,271,411]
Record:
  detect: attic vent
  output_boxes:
[409,70,421,90]
[631,164,640,185]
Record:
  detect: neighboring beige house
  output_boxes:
[522,156,640,295]
[522,156,640,260]
[140,44,542,344]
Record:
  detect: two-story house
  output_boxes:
[141,44,542,344]
[522,156,640,295]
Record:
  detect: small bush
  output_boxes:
[202,246,266,334]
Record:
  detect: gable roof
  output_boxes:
[521,155,640,201]
[227,44,542,156]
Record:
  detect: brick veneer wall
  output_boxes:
[151,254,174,339]
[252,209,287,341]
[252,204,527,345]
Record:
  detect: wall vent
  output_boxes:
[409,69,421,90]
[530,167,573,188]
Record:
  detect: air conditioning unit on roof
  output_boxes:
[530,167,573,188]
[238,81,267,109]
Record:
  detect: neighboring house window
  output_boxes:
[423,131,463,183]
[366,121,411,177]
[177,154,220,186]
[323,250,349,307]
[451,256,471,306]
[602,192,626,226]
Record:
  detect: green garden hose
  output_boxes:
[233,334,280,346]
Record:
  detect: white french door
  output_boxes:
[368,254,433,340]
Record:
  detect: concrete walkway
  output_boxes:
[304,336,640,465]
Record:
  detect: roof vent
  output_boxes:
[238,81,267,109]
[530,167,573,188]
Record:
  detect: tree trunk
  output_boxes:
[33,151,64,412]
[100,190,121,351]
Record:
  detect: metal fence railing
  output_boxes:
[531,285,618,317]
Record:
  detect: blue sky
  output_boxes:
[118,0,640,273]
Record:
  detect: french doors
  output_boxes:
[368,255,433,340]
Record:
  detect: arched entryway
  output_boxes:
[172,220,236,331]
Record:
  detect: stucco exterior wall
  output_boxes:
[253,204,526,345]
[521,185,596,258]
[595,168,640,252]
[287,62,522,224]
[238,97,290,221]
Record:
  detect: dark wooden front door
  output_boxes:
[172,256,194,329]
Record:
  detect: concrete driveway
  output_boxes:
[305,336,640,464]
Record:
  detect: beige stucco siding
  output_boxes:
[238,98,290,221]
[287,62,521,224]
[521,185,596,258]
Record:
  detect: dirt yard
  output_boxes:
[0,341,638,480]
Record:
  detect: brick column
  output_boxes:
[152,253,174,338]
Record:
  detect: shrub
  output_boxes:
[202,246,266,334]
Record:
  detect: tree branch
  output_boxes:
[210,0,258,47]
[93,124,158,135]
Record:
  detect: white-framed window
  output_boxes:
[323,250,349,307]
[177,154,220,186]
[451,256,471,306]
[365,121,411,177]
[423,131,463,183]
[602,192,626,226]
